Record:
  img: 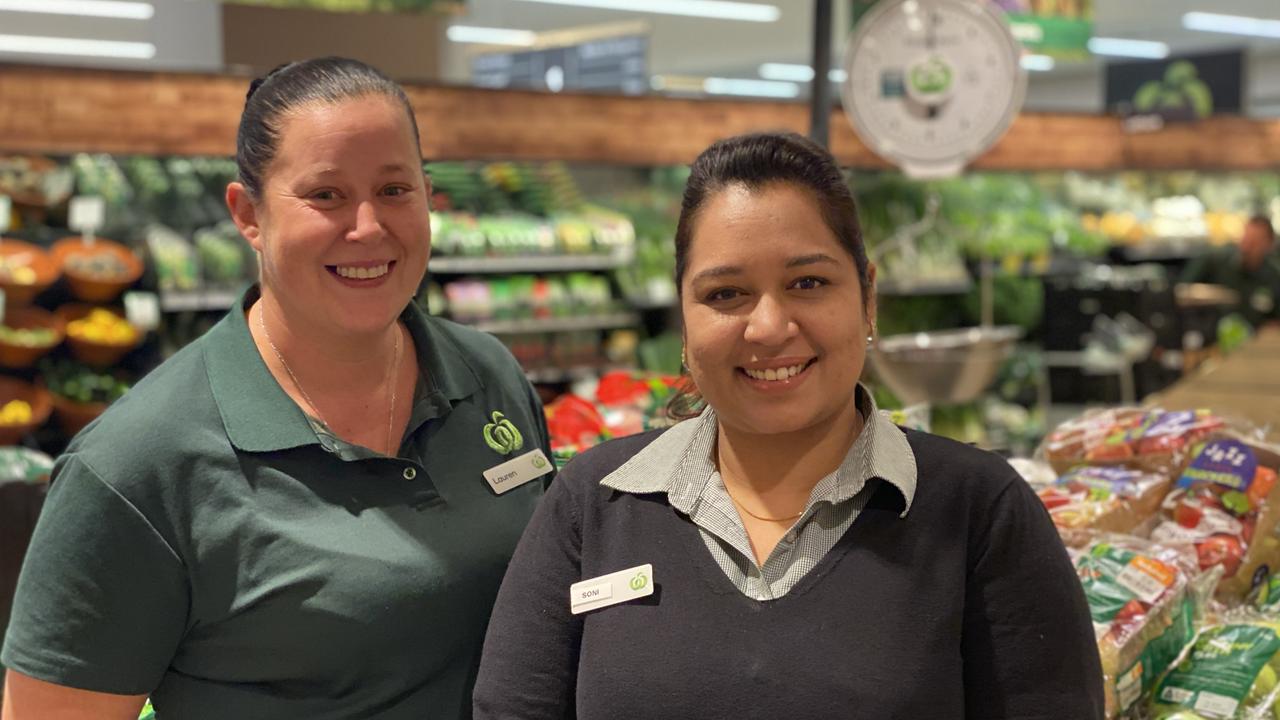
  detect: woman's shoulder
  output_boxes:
[559,428,668,483]
[900,427,1024,500]
[420,314,524,376]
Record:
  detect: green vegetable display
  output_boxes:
[40,358,131,405]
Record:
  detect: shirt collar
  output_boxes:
[203,285,482,453]
[599,384,918,518]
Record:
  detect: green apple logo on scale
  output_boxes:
[841,0,1027,179]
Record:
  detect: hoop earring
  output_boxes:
[681,347,687,370]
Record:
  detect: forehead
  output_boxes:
[686,182,847,266]
[273,95,419,166]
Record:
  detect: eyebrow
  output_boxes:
[786,253,840,269]
[310,163,415,177]
[690,253,841,284]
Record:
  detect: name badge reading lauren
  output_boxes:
[570,564,653,615]
[483,449,553,495]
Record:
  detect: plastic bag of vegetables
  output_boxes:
[1038,407,1236,478]
[1147,618,1280,719]
[1073,534,1216,718]
[1039,465,1171,538]
[1151,438,1280,600]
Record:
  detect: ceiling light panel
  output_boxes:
[1183,12,1280,39]
[0,1,154,20]
[0,33,156,58]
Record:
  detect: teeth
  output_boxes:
[335,263,389,280]
[745,363,807,381]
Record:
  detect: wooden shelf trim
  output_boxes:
[3,64,1280,170]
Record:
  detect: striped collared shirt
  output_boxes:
[601,385,918,601]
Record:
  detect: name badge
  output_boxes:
[483,448,553,495]
[570,563,653,615]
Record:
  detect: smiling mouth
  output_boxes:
[740,359,816,382]
[328,262,394,280]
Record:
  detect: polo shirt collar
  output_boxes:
[203,285,482,453]
[599,384,918,518]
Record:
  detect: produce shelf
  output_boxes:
[429,248,634,274]
[524,366,609,384]
[159,289,241,312]
[470,313,640,335]
[876,278,974,297]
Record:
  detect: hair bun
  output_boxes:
[246,76,267,101]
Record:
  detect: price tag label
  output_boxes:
[1180,439,1258,492]
[1117,556,1175,604]
[68,195,106,235]
[124,291,161,332]
[0,195,11,234]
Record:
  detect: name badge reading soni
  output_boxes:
[570,564,653,615]
[483,449,553,495]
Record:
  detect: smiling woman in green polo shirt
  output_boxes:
[474,132,1104,719]
[1,57,551,719]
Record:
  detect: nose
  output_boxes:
[346,199,386,244]
[743,293,798,346]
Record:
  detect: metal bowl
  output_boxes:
[870,326,1022,406]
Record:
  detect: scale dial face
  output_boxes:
[841,0,1027,178]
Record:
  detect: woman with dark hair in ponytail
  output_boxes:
[2,57,552,719]
[475,131,1103,719]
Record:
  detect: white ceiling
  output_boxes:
[0,1,1277,113]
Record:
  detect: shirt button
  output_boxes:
[403,467,418,481]
[784,532,796,543]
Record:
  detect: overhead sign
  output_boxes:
[1107,51,1243,127]
[472,35,648,96]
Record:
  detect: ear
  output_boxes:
[864,262,878,335]
[226,182,264,253]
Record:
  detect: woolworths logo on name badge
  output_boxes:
[483,411,524,455]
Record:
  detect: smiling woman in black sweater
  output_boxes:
[473,132,1103,720]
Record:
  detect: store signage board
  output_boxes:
[124,291,161,333]
[472,35,648,96]
[68,195,105,243]
[841,0,1027,179]
[1107,50,1243,131]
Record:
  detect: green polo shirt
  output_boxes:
[1180,246,1280,327]
[1,287,551,719]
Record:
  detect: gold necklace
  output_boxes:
[257,303,401,455]
[723,484,805,523]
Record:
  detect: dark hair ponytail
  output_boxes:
[235,56,422,199]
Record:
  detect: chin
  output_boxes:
[718,409,830,438]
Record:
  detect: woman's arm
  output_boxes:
[473,460,587,719]
[2,670,147,720]
[962,475,1105,720]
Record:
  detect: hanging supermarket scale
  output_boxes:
[840,0,1027,180]
[845,0,1028,407]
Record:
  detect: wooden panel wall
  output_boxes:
[2,64,1279,170]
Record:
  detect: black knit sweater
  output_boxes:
[474,427,1104,720]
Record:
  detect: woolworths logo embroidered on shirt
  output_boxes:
[483,411,524,455]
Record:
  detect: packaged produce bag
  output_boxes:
[1039,465,1170,538]
[1148,619,1280,719]
[1151,438,1280,600]
[1074,535,1211,718]
[1040,407,1229,477]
